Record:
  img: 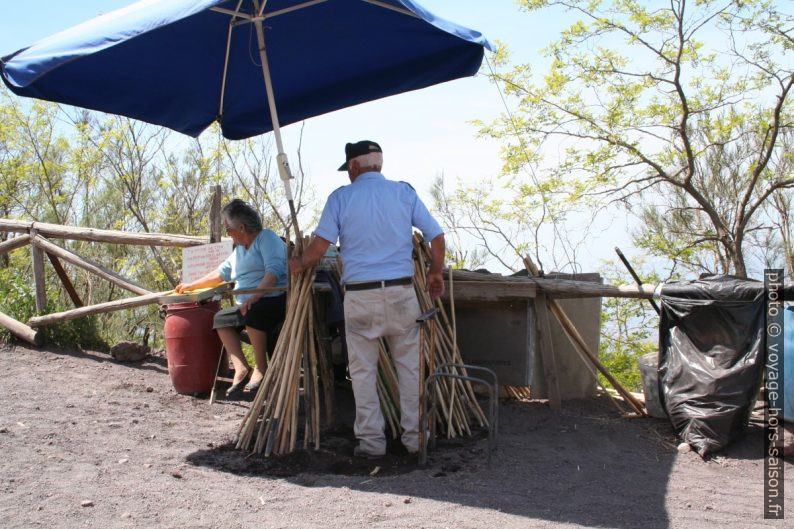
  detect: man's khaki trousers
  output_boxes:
[344,284,421,454]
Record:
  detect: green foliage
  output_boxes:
[597,260,662,392]
[0,85,312,350]
[481,0,794,279]
[39,312,105,350]
[431,171,591,274]
[0,259,104,348]
[598,297,655,392]
[0,264,36,334]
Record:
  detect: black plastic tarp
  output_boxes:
[658,275,765,457]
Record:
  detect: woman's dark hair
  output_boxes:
[222,199,263,233]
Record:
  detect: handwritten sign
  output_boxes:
[181,241,233,283]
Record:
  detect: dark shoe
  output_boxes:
[353,445,385,459]
[226,369,250,397]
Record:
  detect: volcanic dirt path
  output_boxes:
[0,344,791,528]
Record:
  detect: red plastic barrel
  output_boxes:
[164,301,223,394]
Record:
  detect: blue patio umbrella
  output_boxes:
[1,0,492,235]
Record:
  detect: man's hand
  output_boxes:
[426,234,446,300]
[290,236,332,275]
[289,256,306,275]
[426,270,444,300]
[174,283,191,293]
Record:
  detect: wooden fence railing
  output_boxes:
[0,205,791,348]
[0,186,225,345]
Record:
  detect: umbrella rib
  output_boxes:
[263,0,329,19]
[212,0,418,22]
[218,0,246,122]
[216,0,335,28]
[362,0,420,19]
[210,6,255,20]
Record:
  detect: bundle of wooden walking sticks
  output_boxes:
[235,241,326,455]
[378,234,488,440]
[236,235,488,456]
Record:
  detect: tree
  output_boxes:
[766,128,794,276]
[0,93,81,225]
[431,173,591,273]
[480,0,793,278]
[221,122,313,238]
[0,83,314,347]
[633,122,794,277]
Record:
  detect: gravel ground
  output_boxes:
[0,343,791,529]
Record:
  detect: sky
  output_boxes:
[0,0,633,274]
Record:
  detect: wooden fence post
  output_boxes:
[0,310,41,345]
[30,227,47,313]
[28,290,171,327]
[45,252,84,307]
[533,293,562,411]
[210,185,223,243]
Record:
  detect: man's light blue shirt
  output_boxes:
[217,229,287,303]
[314,172,443,284]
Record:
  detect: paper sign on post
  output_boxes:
[181,241,233,283]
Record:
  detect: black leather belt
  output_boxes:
[345,277,413,291]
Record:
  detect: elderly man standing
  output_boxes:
[290,140,445,458]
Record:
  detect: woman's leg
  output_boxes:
[216,327,250,383]
[241,293,284,390]
[245,326,268,386]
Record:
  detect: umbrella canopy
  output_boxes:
[1,0,492,141]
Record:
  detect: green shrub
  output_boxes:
[0,266,105,349]
[0,266,36,343]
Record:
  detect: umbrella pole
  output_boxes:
[253,16,302,244]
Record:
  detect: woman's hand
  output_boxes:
[173,270,224,294]
[239,294,262,316]
[174,283,192,293]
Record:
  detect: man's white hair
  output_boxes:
[351,151,383,171]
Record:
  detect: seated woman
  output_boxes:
[175,199,287,396]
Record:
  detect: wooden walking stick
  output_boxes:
[523,255,646,416]
[445,265,455,434]
[418,314,426,462]
[417,307,437,462]
[615,247,661,315]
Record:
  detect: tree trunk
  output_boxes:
[774,193,794,277]
[728,236,748,279]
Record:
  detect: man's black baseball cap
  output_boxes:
[338,140,382,171]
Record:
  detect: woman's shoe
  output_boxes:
[243,376,262,394]
[226,369,250,397]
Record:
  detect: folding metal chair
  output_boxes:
[421,363,499,466]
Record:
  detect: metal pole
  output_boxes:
[252,13,302,243]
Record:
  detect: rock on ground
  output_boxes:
[109,341,150,362]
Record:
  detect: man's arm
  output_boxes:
[426,233,445,299]
[407,187,444,298]
[289,236,332,275]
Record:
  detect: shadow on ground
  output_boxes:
[33,345,169,374]
[186,395,694,529]
[186,427,434,478]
